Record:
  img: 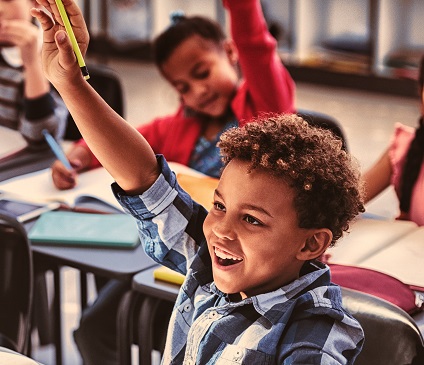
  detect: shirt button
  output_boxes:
[234,349,244,360]
[208,310,218,319]
[183,303,192,312]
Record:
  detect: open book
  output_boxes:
[0,162,219,213]
[0,125,28,162]
[0,166,122,212]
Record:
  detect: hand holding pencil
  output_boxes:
[30,0,90,86]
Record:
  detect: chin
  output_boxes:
[213,274,239,295]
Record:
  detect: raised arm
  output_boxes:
[224,0,295,114]
[31,0,159,194]
[362,148,392,203]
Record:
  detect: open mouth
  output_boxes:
[214,247,243,267]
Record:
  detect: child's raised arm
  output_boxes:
[31,0,159,194]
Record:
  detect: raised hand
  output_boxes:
[30,0,89,88]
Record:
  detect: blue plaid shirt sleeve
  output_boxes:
[112,155,208,275]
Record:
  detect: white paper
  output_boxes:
[0,162,205,212]
[0,125,28,161]
[0,167,122,211]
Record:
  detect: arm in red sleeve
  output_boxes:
[224,0,295,113]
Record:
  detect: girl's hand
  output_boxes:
[30,0,89,88]
[51,159,80,190]
[0,20,39,67]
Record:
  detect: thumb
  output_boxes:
[55,30,77,70]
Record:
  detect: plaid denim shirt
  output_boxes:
[114,156,364,365]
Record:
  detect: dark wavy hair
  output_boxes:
[152,14,226,67]
[218,114,365,246]
[399,56,424,213]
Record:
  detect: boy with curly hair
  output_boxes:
[32,1,364,363]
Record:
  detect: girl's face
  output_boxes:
[203,159,328,299]
[160,35,239,118]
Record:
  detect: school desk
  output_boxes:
[117,266,179,365]
[0,148,56,182]
[24,207,157,365]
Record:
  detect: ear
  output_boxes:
[223,39,239,66]
[296,229,333,261]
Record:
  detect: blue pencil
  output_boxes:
[42,129,72,170]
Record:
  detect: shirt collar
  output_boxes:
[194,260,331,325]
[1,47,23,68]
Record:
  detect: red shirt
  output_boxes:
[77,0,295,169]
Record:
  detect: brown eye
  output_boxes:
[213,202,225,211]
[244,215,262,226]
[196,70,210,80]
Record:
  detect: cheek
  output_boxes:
[203,214,213,237]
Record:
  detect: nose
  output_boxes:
[212,218,236,241]
[191,80,208,98]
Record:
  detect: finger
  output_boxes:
[52,160,74,176]
[52,163,76,188]
[55,30,78,70]
[69,159,83,172]
[52,0,90,53]
[30,8,54,32]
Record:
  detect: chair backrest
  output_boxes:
[341,287,424,365]
[64,63,125,141]
[297,108,348,151]
[0,213,33,355]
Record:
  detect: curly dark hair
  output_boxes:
[218,113,365,246]
[153,14,226,67]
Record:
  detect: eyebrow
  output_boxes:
[214,189,274,218]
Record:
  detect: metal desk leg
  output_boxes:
[79,271,88,311]
[52,265,62,365]
[117,289,141,365]
[138,297,162,365]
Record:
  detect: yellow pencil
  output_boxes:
[55,0,89,80]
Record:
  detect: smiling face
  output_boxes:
[203,159,327,299]
[160,35,239,118]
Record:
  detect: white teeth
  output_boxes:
[214,247,242,261]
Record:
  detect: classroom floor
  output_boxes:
[31,58,421,365]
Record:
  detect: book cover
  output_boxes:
[28,211,140,249]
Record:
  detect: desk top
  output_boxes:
[326,217,418,265]
[25,203,156,280]
[132,266,180,302]
[0,148,55,182]
[32,242,156,280]
[360,227,424,290]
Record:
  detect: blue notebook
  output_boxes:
[28,211,140,249]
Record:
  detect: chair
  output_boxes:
[64,63,125,141]
[341,287,424,365]
[297,108,348,151]
[0,213,33,355]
